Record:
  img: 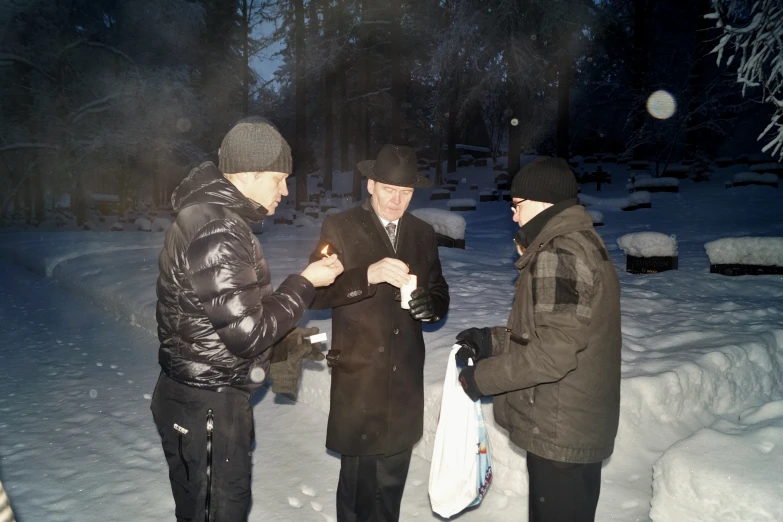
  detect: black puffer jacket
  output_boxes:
[156,162,314,392]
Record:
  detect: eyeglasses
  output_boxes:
[510,200,527,213]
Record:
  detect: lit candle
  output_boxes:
[400,274,417,309]
[321,244,329,258]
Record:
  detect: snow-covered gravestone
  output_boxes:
[731,172,779,188]
[151,217,171,233]
[134,218,152,231]
[587,209,604,227]
[705,237,783,276]
[617,232,678,274]
[447,198,477,212]
[620,191,652,211]
[430,189,451,201]
[479,189,498,202]
[410,208,466,249]
[274,209,296,225]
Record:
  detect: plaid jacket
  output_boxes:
[474,205,621,463]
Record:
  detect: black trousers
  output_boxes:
[151,372,255,522]
[526,452,602,522]
[336,447,413,522]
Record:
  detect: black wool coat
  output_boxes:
[156,162,314,393]
[309,199,450,456]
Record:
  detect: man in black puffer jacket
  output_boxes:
[151,117,343,522]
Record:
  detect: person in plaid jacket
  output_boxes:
[456,157,621,522]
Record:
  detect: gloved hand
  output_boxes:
[455,327,493,365]
[270,327,325,395]
[408,287,434,321]
[459,366,483,402]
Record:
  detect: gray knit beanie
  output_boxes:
[511,157,578,204]
[218,117,292,175]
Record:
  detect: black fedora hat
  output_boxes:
[358,144,432,188]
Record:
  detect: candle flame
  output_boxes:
[321,245,329,256]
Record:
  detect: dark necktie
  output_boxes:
[385,222,397,250]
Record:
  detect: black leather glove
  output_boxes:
[459,366,483,402]
[270,327,325,395]
[455,327,493,365]
[408,287,434,321]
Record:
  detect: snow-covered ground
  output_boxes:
[2,157,783,521]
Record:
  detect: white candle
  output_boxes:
[307,333,328,344]
[400,274,417,309]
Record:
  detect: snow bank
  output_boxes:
[617,232,678,257]
[431,189,451,195]
[634,177,679,188]
[705,237,783,266]
[650,401,783,522]
[294,215,320,227]
[628,191,651,204]
[410,208,466,240]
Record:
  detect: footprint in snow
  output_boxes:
[627,474,640,482]
[288,497,303,508]
[621,500,639,509]
[756,441,774,454]
[310,501,323,512]
[411,479,423,487]
[301,484,317,497]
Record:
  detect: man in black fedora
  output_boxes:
[309,144,450,522]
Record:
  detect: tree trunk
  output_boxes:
[685,0,713,156]
[337,0,350,172]
[446,82,459,174]
[507,44,522,176]
[389,0,404,143]
[556,52,572,160]
[435,132,444,186]
[631,0,648,160]
[241,0,251,115]
[323,0,334,192]
[353,0,371,202]
[34,169,45,223]
[295,0,308,208]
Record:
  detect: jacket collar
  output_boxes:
[171,162,268,224]
[514,203,593,270]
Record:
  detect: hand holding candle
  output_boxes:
[400,274,417,309]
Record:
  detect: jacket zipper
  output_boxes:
[205,409,214,522]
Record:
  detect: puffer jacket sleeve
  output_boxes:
[185,222,315,359]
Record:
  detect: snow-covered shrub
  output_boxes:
[618,232,678,258]
[82,220,98,231]
[324,208,342,217]
[151,217,171,232]
[134,218,152,231]
[704,237,783,266]
[410,208,466,240]
[111,222,124,231]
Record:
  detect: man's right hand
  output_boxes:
[367,258,410,288]
[301,254,344,287]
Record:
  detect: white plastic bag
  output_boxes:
[429,344,493,518]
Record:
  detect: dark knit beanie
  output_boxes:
[511,157,578,204]
[219,117,292,175]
